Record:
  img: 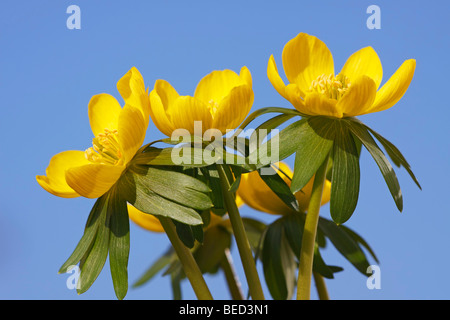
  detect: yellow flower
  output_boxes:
[148,67,254,136]
[237,162,331,215]
[36,67,150,199]
[267,32,416,118]
[128,204,165,233]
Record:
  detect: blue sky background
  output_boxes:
[0,0,449,300]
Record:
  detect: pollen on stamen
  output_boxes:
[207,99,219,119]
[84,128,122,165]
[309,73,351,100]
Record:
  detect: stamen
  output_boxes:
[84,128,122,165]
[207,99,219,119]
[309,74,351,100]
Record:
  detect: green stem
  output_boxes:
[216,164,265,300]
[220,248,245,300]
[158,216,213,300]
[313,272,330,300]
[296,155,330,300]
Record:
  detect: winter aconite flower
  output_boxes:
[128,204,165,233]
[148,67,254,136]
[237,162,331,215]
[36,67,150,199]
[267,32,415,118]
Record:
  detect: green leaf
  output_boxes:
[77,194,111,295]
[250,113,297,147]
[173,220,196,249]
[58,195,106,274]
[242,217,267,253]
[228,165,243,193]
[210,141,255,170]
[262,219,296,300]
[132,248,177,288]
[192,224,204,244]
[312,244,342,279]
[330,121,361,224]
[257,118,308,166]
[258,167,299,212]
[364,124,421,190]
[198,167,226,215]
[318,217,371,275]
[346,120,403,212]
[290,117,336,193]
[134,146,210,167]
[171,272,183,300]
[108,189,130,300]
[339,224,379,264]
[194,226,231,274]
[282,213,304,259]
[132,166,212,211]
[173,213,205,246]
[230,107,302,139]
[118,170,204,226]
[281,213,342,279]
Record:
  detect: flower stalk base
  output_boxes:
[296,155,330,300]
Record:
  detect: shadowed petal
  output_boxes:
[118,104,147,164]
[296,175,331,213]
[65,163,125,199]
[304,92,340,117]
[128,204,165,233]
[238,163,294,215]
[337,75,377,117]
[149,80,178,137]
[285,84,308,114]
[212,84,254,134]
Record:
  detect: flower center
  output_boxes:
[85,128,122,165]
[207,99,219,119]
[309,74,351,100]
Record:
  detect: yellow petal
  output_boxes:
[88,94,122,137]
[128,204,165,233]
[237,162,294,215]
[364,59,416,114]
[118,104,147,163]
[304,92,340,117]
[117,67,150,120]
[282,33,334,95]
[65,163,125,199]
[212,84,254,134]
[296,176,331,212]
[339,47,383,89]
[239,66,253,88]
[237,162,332,215]
[36,150,89,198]
[267,55,288,100]
[235,193,244,208]
[337,75,377,117]
[170,96,212,135]
[284,84,308,114]
[194,69,246,104]
[148,80,178,137]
